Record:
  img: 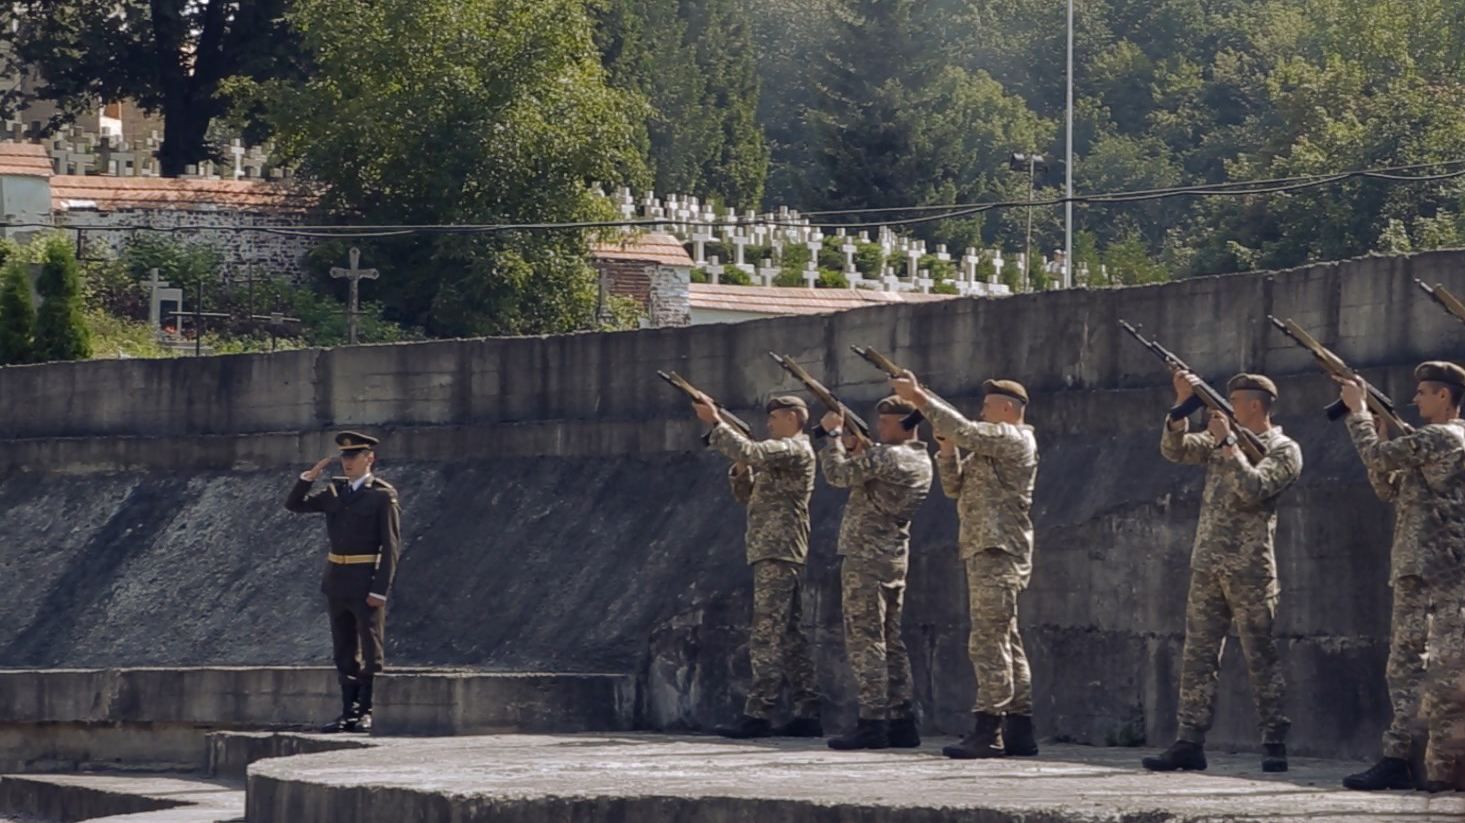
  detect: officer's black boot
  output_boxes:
[354,679,374,733]
[827,719,889,751]
[1003,714,1039,756]
[1261,743,1287,773]
[942,712,1004,759]
[773,715,824,738]
[715,714,772,739]
[320,681,360,733]
[1141,740,1207,772]
[1342,757,1413,791]
[887,717,921,749]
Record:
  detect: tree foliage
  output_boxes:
[0,241,34,365]
[0,1,302,175]
[30,235,92,362]
[246,0,647,337]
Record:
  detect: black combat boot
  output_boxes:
[773,715,824,738]
[1261,743,1287,773]
[715,715,772,739]
[320,681,361,733]
[1003,714,1039,756]
[942,712,1004,759]
[887,717,921,748]
[828,719,889,751]
[1424,780,1456,793]
[1342,757,1413,791]
[1141,740,1207,772]
[353,679,374,733]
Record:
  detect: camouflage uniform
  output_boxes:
[710,422,820,720]
[1162,419,1302,745]
[1348,414,1465,780]
[926,396,1039,716]
[821,436,933,720]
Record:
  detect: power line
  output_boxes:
[5,159,1465,240]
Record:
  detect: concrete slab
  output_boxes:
[372,671,637,736]
[247,734,1465,823]
[205,732,374,780]
[0,773,242,822]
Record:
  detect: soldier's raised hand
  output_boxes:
[890,371,923,404]
[820,410,844,433]
[1206,410,1230,442]
[1172,369,1196,403]
[692,399,719,424]
[1337,376,1366,415]
[302,455,334,482]
[934,431,955,455]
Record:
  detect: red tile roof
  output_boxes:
[690,283,964,316]
[591,232,693,267]
[50,175,317,213]
[0,142,52,178]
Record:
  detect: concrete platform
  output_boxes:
[247,734,1465,823]
[0,773,242,822]
[205,732,374,781]
[0,667,635,772]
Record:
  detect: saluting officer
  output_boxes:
[285,431,402,733]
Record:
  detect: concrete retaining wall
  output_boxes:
[3,250,1463,758]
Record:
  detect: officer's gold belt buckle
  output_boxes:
[328,553,378,565]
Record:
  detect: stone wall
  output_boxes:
[60,208,317,279]
[2,249,1463,758]
[594,257,691,327]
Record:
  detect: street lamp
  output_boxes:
[1009,152,1047,292]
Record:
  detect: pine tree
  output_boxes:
[0,247,34,366]
[31,237,91,362]
[598,0,767,208]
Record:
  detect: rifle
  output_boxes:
[1415,279,1465,325]
[1266,316,1413,434]
[657,370,754,438]
[849,345,931,428]
[1118,320,1268,464]
[767,352,872,446]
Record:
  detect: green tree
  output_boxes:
[0,243,34,365]
[31,236,93,362]
[0,1,303,175]
[247,0,646,337]
[598,0,767,207]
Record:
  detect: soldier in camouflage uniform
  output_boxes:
[817,396,933,751]
[1142,372,1301,774]
[892,373,1039,759]
[1339,363,1465,792]
[694,394,823,739]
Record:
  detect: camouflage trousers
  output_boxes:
[745,559,820,720]
[1421,580,1465,784]
[1177,570,1289,745]
[966,549,1032,715]
[1382,575,1429,759]
[841,557,914,720]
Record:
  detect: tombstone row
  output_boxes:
[4,122,286,181]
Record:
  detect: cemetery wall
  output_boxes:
[60,208,317,279]
[1,249,1464,758]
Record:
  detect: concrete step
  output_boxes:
[205,733,373,781]
[0,773,242,822]
[245,734,1465,823]
[0,668,637,772]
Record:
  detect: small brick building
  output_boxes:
[590,233,693,328]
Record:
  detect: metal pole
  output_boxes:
[1024,158,1036,293]
[1064,0,1074,289]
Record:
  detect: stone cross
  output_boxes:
[231,139,247,180]
[757,258,779,288]
[803,260,819,289]
[146,268,183,330]
[961,248,980,285]
[691,225,716,266]
[705,255,724,286]
[330,247,380,345]
[731,229,752,273]
[841,236,858,275]
[917,268,933,294]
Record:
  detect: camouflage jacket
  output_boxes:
[1348,414,1465,582]
[927,396,1039,581]
[1161,419,1302,585]
[821,437,933,570]
[710,423,816,565]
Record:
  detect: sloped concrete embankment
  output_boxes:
[1,250,1461,759]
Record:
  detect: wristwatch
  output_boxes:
[1213,432,1238,450]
